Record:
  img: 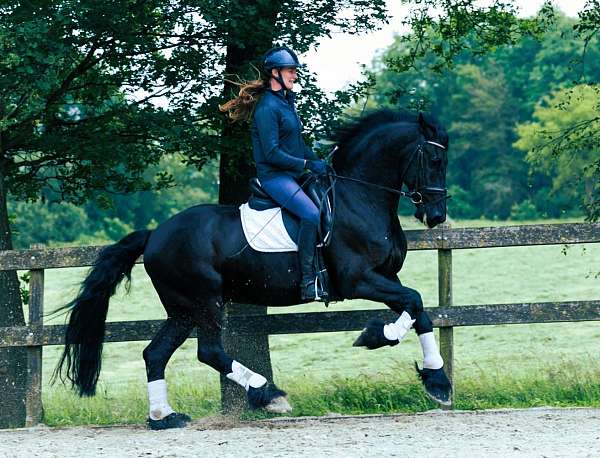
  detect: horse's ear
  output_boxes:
[418,112,437,136]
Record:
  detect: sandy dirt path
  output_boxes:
[1,407,599,458]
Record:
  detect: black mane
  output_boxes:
[332,109,419,151]
[330,109,446,171]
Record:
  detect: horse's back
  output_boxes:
[143,204,243,281]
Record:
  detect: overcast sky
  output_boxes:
[302,0,588,93]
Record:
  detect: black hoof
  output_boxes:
[248,383,287,410]
[147,412,191,430]
[415,362,452,406]
[353,318,399,350]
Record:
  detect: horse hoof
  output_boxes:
[147,412,191,430]
[414,362,452,406]
[353,318,399,350]
[248,382,288,410]
[265,396,293,414]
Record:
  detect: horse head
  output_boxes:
[331,109,449,229]
[404,112,449,228]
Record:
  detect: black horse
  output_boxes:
[55,110,451,429]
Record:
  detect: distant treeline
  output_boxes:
[9,156,219,248]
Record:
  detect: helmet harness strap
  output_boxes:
[274,68,286,90]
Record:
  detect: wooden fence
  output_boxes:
[1,223,599,425]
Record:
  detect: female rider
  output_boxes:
[220,46,328,301]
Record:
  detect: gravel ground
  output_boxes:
[1,408,599,458]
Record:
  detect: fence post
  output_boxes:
[25,243,44,426]
[437,246,454,409]
[219,303,273,414]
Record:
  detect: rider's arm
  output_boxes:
[255,107,306,172]
[303,142,319,161]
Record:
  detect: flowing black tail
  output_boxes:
[53,229,152,396]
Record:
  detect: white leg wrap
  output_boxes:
[147,379,174,420]
[226,360,267,391]
[419,332,443,369]
[383,311,416,342]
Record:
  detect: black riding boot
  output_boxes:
[298,220,321,301]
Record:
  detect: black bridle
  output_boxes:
[328,139,448,208]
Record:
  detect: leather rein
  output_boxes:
[327,140,449,207]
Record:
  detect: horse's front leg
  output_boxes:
[351,272,452,405]
[351,272,423,349]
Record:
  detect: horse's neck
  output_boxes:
[334,180,401,235]
[331,122,417,237]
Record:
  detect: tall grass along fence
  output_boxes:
[1,223,599,427]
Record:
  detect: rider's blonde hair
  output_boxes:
[219,73,270,123]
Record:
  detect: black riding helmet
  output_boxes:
[262,46,301,89]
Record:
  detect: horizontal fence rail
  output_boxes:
[1,223,599,270]
[1,301,599,348]
[0,222,599,425]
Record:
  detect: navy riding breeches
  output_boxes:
[261,175,320,226]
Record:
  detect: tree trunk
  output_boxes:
[218,0,281,412]
[218,0,282,205]
[0,162,27,428]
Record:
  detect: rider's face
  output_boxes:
[272,67,298,90]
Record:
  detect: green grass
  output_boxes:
[28,218,600,425]
[43,361,600,426]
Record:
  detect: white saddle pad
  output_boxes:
[239,203,298,252]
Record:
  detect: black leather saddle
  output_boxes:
[248,173,335,246]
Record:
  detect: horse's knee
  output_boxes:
[143,343,169,379]
[404,289,423,317]
[197,343,218,364]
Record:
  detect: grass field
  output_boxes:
[27,218,600,425]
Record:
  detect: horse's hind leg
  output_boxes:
[143,315,195,430]
[193,302,292,414]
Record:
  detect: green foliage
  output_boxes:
[0,1,209,204]
[1,0,389,245]
[8,155,219,247]
[372,9,600,220]
[389,0,555,74]
[515,84,600,220]
[510,199,542,221]
[18,272,29,306]
[388,1,600,221]
[9,200,93,247]
[447,185,478,219]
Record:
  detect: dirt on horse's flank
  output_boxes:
[1,407,598,457]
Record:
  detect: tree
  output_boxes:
[389,0,600,220]
[0,0,213,427]
[514,85,599,217]
[370,5,600,220]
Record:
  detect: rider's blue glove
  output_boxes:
[306,159,328,175]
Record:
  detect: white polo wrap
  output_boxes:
[226,360,267,391]
[147,379,174,420]
[383,311,415,342]
[419,332,443,369]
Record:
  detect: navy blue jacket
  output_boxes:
[251,88,317,182]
